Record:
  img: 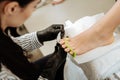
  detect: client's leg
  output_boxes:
[60,0,120,55]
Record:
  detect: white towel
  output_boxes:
[64,55,88,80]
[64,13,120,80]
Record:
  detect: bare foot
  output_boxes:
[60,28,114,55]
[52,0,64,5]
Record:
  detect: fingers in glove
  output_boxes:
[51,24,64,32]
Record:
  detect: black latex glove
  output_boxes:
[37,24,64,44]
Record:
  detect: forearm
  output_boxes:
[92,0,120,33]
[11,32,42,52]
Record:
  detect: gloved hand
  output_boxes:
[37,24,64,44]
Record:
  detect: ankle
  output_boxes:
[93,29,114,45]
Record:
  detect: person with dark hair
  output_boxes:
[0,0,66,80]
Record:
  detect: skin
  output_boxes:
[52,0,64,5]
[0,0,40,31]
[60,0,120,55]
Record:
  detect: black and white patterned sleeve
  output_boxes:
[11,32,42,52]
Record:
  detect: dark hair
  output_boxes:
[0,0,34,7]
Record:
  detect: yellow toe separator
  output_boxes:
[65,38,76,58]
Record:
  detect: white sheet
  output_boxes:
[64,13,120,80]
[64,55,88,80]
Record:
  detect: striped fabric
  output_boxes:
[0,64,21,80]
[11,31,42,52]
[105,72,120,80]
